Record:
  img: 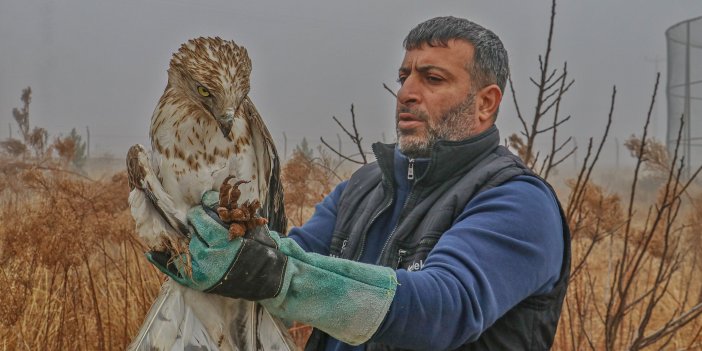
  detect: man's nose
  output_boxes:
[397,75,420,106]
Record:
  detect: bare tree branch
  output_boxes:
[319,137,365,165]
[321,103,369,165]
[382,83,397,98]
[508,76,529,139]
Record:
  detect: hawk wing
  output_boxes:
[127,144,189,250]
[242,97,287,234]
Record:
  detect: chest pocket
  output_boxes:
[394,233,442,271]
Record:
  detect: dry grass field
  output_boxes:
[0,143,701,350]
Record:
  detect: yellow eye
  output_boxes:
[197,86,211,97]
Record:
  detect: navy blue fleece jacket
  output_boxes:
[288,150,564,351]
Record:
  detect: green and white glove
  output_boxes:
[148,191,399,345]
[258,230,398,345]
[146,191,287,300]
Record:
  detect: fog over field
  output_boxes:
[1,0,701,170]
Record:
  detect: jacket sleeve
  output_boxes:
[286,181,348,256]
[371,176,564,350]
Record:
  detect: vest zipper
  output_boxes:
[354,196,392,261]
[378,161,416,265]
[357,157,415,262]
[377,189,413,264]
[407,158,415,180]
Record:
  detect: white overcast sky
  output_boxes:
[1,0,701,168]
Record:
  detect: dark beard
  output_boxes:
[396,93,476,158]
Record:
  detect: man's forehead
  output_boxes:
[399,39,475,70]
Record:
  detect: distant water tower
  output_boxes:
[666,16,702,178]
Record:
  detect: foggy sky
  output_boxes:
[1,0,701,169]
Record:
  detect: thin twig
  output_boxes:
[319,137,365,165]
[508,76,529,138]
[382,83,397,98]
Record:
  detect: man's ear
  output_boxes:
[475,84,502,128]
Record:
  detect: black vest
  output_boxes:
[306,127,571,350]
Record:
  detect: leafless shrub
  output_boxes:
[53,135,77,165]
[554,73,702,350]
[0,138,28,158]
[624,136,670,179]
[2,87,51,159]
[509,1,702,349]
[508,0,575,180]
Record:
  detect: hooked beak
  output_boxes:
[216,109,235,141]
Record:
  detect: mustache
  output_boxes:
[396,106,427,121]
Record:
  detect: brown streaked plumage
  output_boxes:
[126,37,291,351]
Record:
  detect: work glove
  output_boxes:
[258,229,398,345]
[146,191,287,300]
[150,191,399,345]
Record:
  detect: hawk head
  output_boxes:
[166,37,252,140]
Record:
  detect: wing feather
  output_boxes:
[127,144,190,240]
[242,97,287,233]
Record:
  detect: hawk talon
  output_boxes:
[217,177,269,241]
[228,223,247,240]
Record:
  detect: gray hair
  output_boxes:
[403,16,509,93]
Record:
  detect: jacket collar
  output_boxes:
[372,125,501,187]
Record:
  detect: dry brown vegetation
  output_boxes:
[0,167,163,350]
[2,124,701,350]
[282,146,341,227]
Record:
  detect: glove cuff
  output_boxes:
[261,237,398,345]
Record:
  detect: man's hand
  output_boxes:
[146,191,287,300]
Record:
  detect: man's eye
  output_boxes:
[427,76,443,83]
[396,76,406,85]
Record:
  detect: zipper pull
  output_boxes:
[397,249,407,268]
[340,239,348,254]
[407,158,415,180]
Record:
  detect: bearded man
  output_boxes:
[150,16,570,351]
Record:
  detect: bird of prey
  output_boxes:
[126,37,293,351]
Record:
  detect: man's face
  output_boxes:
[396,39,478,157]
